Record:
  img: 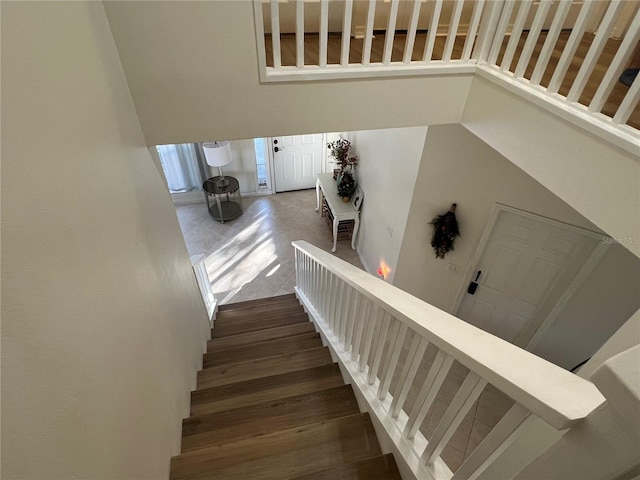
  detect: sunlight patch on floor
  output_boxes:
[204,213,280,305]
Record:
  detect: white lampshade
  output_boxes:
[203,141,233,167]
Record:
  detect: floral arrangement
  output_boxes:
[327,137,358,172]
[337,172,357,199]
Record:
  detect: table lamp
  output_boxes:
[203,141,233,188]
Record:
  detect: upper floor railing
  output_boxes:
[292,240,607,480]
[253,0,640,144]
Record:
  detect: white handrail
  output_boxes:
[293,240,605,478]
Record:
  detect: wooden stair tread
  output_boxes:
[174,294,396,480]
[216,299,302,320]
[181,385,360,452]
[207,322,316,351]
[170,413,381,480]
[291,453,403,480]
[203,332,322,368]
[211,312,309,338]
[217,293,297,312]
[190,364,346,417]
[197,346,332,389]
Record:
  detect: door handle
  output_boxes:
[274,146,285,153]
[467,270,482,295]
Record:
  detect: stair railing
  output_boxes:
[292,240,605,480]
[253,0,640,148]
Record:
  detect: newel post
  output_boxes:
[512,345,640,480]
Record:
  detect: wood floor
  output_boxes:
[170,294,402,480]
[266,31,639,130]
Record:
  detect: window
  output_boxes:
[253,138,270,189]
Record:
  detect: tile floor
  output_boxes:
[175,189,514,473]
[175,189,363,305]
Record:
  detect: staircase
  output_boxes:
[169,293,402,480]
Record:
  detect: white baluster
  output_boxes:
[298,252,305,292]
[328,274,340,329]
[342,288,357,345]
[530,0,572,86]
[368,312,392,385]
[462,0,485,61]
[567,0,625,102]
[403,0,422,64]
[378,322,408,401]
[308,258,315,305]
[296,0,305,68]
[443,0,464,62]
[513,0,553,79]
[334,279,346,334]
[499,0,532,71]
[590,8,640,113]
[351,297,371,362]
[613,74,640,125]
[340,288,354,343]
[270,0,282,69]
[344,292,361,351]
[322,268,332,322]
[360,304,380,373]
[474,0,505,63]
[420,371,488,466]
[423,0,444,62]
[391,335,429,419]
[383,0,400,65]
[362,0,376,66]
[341,0,353,66]
[319,0,329,67]
[405,349,454,439]
[452,404,531,480]
[547,0,598,94]
[487,0,516,66]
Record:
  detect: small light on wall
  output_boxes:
[377,261,391,280]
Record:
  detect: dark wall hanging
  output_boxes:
[429,203,460,259]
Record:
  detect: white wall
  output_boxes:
[531,245,640,370]
[578,308,640,380]
[462,75,640,259]
[393,125,639,368]
[102,1,471,146]
[1,2,209,478]
[347,127,429,281]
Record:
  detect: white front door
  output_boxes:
[272,134,325,192]
[457,208,601,347]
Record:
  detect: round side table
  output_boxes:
[203,176,242,223]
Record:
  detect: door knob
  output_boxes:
[274,146,285,152]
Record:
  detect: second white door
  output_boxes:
[272,134,325,192]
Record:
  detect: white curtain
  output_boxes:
[156,143,203,193]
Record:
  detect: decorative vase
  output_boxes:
[342,196,350,203]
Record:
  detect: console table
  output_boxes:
[315,173,363,252]
[203,176,242,223]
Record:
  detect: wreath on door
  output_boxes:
[429,203,460,259]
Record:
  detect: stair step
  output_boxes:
[196,347,333,390]
[213,305,305,327]
[291,453,403,480]
[216,298,302,319]
[217,293,297,312]
[203,332,322,368]
[190,364,345,417]
[181,385,360,453]
[170,413,381,480]
[211,312,309,338]
[207,322,316,352]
